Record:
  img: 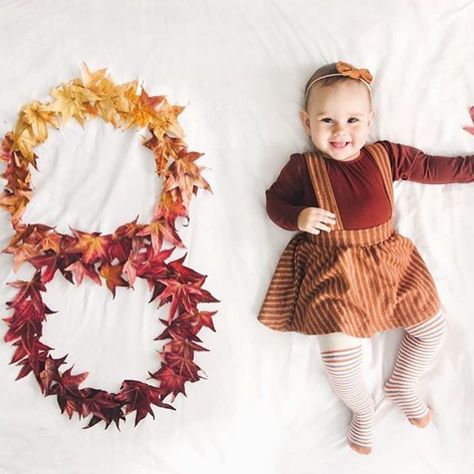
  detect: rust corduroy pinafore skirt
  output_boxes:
[258,143,441,338]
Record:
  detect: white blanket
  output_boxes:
[1,0,474,472]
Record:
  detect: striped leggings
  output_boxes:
[318,310,446,453]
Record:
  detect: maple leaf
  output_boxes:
[2,238,40,271]
[39,232,63,254]
[74,388,125,429]
[13,340,50,381]
[162,334,209,359]
[79,62,108,89]
[39,355,68,394]
[175,308,218,333]
[160,351,202,382]
[463,105,474,135]
[154,315,200,342]
[148,99,185,139]
[153,191,189,223]
[79,63,134,127]
[143,132,187,173]
[122,89,166,131]
[107,238,132,264]
[152,276,214,322]
[0,132,14,162]
[162,150,212,208]
[44,83,99,124]
[115,380,174,426]
[18,101,60,144]
[6,272,46,309]
[136,218,184,253]
[148,365,187,401]
[0,189,31,224]
[64,260,102,286]
[113,216,143,240]
[131,244,172,283]
[66,228,113,264]
[9,338,52,365]
[49,366,91,421]
[98,262,128,297]
[29,253,61,284]
[167,253,206,282]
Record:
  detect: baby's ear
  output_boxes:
[368,110,376,127]
[299,110,311,135]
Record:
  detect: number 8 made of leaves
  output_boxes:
[0,63,219,429]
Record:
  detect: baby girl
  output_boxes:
[258,61,474,454]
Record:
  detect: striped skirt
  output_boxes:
[257,219,441,338]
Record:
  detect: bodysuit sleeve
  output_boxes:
[379,140,474,183]
[265,153,308,231]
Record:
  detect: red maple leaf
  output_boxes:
[463,106,474,135]
[149,365,187,401]
[115,380,174,426]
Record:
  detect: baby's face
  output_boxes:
[299,81,375,161]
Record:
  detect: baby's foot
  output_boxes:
[408,407,432,428]
[384,379,430,426]
[348,439,371,455]
[347,408,374,455]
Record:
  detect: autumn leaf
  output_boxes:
[160,351,202,382]
[64,260,102,286]
[122,89,166,131]
[162,150,212,208]
[143,133,187,173]
[152,276,215,322]
[29,253,61,284]
[115,380,174,426]
[44,83,99,124]
[18,101,60,144]
[463,105,474,135]
[0,189,31,224]
[149,365,187,401]
[66,228,113,264]
[136,218,184,253]
[153,191,189,223]
[98,262,128,297]
[162,334,209,358]
[39,355,68,394]
[178,308,218,333]
[113,216,143,240]
[2,238,40,271]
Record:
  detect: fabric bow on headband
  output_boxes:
[336,61,373,84]
[304,61,374,100]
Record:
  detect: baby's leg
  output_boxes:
[318,332,374,455]
[384,310,446,427]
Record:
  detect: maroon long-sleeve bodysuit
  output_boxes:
[266,140,474,231]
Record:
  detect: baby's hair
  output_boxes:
[303,62,371,111]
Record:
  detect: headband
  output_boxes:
[304,61,373,100]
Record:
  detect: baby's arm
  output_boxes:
[265,154,308,231]
[380,140,474,184]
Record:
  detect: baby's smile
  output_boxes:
[329,141,350,149]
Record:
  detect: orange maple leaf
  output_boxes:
[98,262,128,297]
[66,228,113,264]
[162,150,212,208]
[136,218,184,253]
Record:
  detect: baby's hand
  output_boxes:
[297,207,336,235]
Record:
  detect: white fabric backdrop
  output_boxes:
[1,0,474,472]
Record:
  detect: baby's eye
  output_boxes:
[348,117,359,123]
[321,118,333,123]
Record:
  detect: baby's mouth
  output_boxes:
[330,141,350,149]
